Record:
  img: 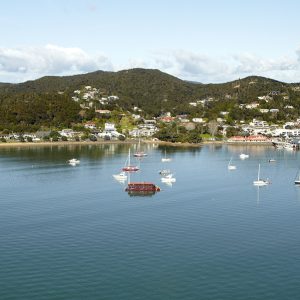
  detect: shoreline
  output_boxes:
[0,140,273,148]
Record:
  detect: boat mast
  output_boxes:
[128,148,131,166]
[258,164,260,181]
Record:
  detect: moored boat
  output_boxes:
[253,164,271,186]
[239,153,249,159]
[159,169,171,176]
[68,158,80,165]
[122,148,140,172]
[228,157,236,170]
[113,171,127,181]
[161,174,176,183]
[134,138,148,157]
[125,182,160,193]
[294,169,300,185]
[161,149,172,162]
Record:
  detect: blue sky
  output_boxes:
[1,0,300,83]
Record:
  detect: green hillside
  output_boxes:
[0,68,299,132]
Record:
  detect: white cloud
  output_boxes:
[148,48,300,83]
[0,44,113,82]
[1,44,300,83]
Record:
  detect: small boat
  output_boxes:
[161,149,172,162]
[294,169,300,185]
[122,148,139,172]
[284,143,295,151]
[240,153,249,159]
[228,157,236,170]
[68,158,80,165]
[113,171,127,181]
[134,138,148,157]
[159,169,171,176]
[268,159,276,163]
[161,174,176,183]
[253,164,270,186]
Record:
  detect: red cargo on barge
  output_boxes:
[125,182,160,195]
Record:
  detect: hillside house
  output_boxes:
[192,118,205,123]
[84,122,97,130]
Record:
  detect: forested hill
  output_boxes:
[0,68,293,103]
[0,68,299,132]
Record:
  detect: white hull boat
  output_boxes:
[161,149,171,162]
[240,153,249,159]
[228,157,236,170]
[68,158,80,166]
[253,164,270,186]
[113,171,128,181]
[161,174,176,183]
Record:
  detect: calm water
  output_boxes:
[1,143,300,299]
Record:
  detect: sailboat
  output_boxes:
[253,164,270,186]
[161,149,172,162]
[294,169,300,185]
[227,157,236,170]
[134,138,147,157]
[122,148,139,172]
[161,173,176,183]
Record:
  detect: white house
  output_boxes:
[259,109,269,113]
[246,102,260,109]
[105,123,116,131]
[84,122,97,130]
[220,111,229,116]
[192,118,205,123]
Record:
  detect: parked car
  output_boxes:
[89,135,97,142]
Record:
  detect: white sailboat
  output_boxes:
[227,157,236,170]
[134,138,147,157]
[161,149,172,162]
[294,169,300,185]
[253,164,270,186]
[161,173,176,183]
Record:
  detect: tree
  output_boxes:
[208,120,219,137]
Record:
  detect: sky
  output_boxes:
[1,0,300,83]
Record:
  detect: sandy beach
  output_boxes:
[0,139,272,148]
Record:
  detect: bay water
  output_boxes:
[1,143,300,299]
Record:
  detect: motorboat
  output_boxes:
[113,171,127,181]
[159,169,171,176]
[68,158,80,166]
[239,153,249,159]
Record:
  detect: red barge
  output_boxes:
[125,182,161,196]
